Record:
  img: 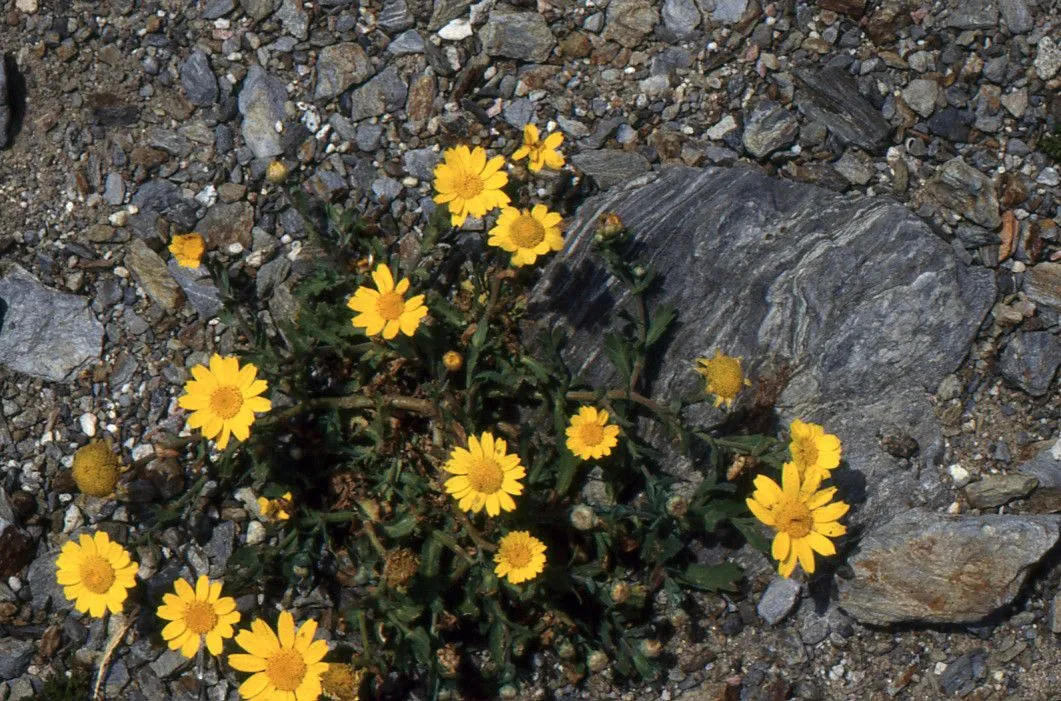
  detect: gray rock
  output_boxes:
[0,263,104,382]
[355,123,383,151]
[999,331,1061,397]
[965,474,1039,508]
[711,0,751,24]
[530,165,995,531]
[1035,36,1061,80]
[149,649,192,679]
[902,78,939,118]
[0,639,34,680]
[569,150,651,189]
[1018,442,1061,488]
[103,172,126,205]
[1052,592,1061,634]
[126,240,184,312]
[314,43,373,101]
[939,651,987,697]
[927,106,972,143]
[924,157,1000,229]
[372,177,403,201]
[388,29,425,55]
[207,520,236,576]
[946,0,998,29]
[833,149,874,185]
[838,508,1059,624]
[379,0,415,32]
[167,260,223,318]
[1024,263,1061,315]
[240,0,277,20]
[481,12,556,63]
[202,0,236,19]
[999,0,1032,33]
[255,256,292,298]
[742,100,798,159]
[0,518,34,578]
[757,577,802,624]
[349,66,407,122]
[794,67,892,153]
[238,65,287,159]
[180,49,218,106]
[131,179,183,214]
[402,147,440,181]
[662,0,701,37]
[27,551,63,611]
[198,201,254,249]
[999,88,1028,118]
[604,0,659,48]
[428,0,472,30]
[0,56,11,148]
[277,0,309,40]
[503,98,536,129]
[103,660,130,697]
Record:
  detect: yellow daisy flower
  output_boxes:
[229,611,330,701]
[693,350,751,409]
[157,575,241,658]
[746,462,849,578]
[178,354,272,450]
[55,531,139,618]
[487,205,564,267]
[169,233,206,268]
[432,145,510,227]
[442,432,526,517]
[258,492,293,522]
[565,406,620,460]
[788,419,842,485]
[494,531,547,584]
[511,124,565,172]
[346,264,428,340]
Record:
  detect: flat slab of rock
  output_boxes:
[965,474,1039,509]
[794,66,892,153]
[0,263,104,382]
[531,165,995,530]
[569,149,651,189]
[238,65,287,159]
[838,508,1059,625]
[480,11,556,63]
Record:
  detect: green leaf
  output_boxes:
[382,514,418,539]
[553,452,580,496]
[644,304,677,347]
[421,533,444,579]
[602,332,632,385]
[391,603,423,624]
[700,499,749,532]
[405,627,432,665]
[676,562,741,592]
[488,618,508,665]
[732,517,772,554]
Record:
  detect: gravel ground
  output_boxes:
[0,0,1058,699]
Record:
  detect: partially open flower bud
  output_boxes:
[570,505,598,531]
[442,351,463,372]
[587,650,608,672]
[555,639,576,659]
[71,442,120,497]
[594,212,625,242]
[266,160,290,183]
[639,639,662,658]
[610,581,630,605]
[436,644,460,677]
[665,495,689,518]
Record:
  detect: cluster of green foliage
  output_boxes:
[1039,126,1061,162]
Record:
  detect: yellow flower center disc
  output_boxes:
[184,600,219,635]
[792,438,818,467]
[456,172,484,199]
[376,291,406,320]
[209,385,244,419]
[466,457,504,494]
[578,422,604,447]
[773,502,813,539]
[80,555,116,594]
[707,362,741,397]
[266,648,308,692]
[510,214,546,249]
[502,540,533,568]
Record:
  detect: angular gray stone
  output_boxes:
[965,474,1039,509]
[388,29,425,55]
[711,0,751,24]
[604,0,659,48]
[126,239,184,312]
[238,65,287,159]
[742,100,798,159]
[757,577,801,625]
[924,157,1000,229]
[180,49,218,106]
[1025,263,1061,314]
[379,0,414,32]
[1034,37,1061,80]
[349,66,407,122]
[314,43,373,101]
[661,0,701,37]
[946,0,998,29]
[198,201,254,249]
[481,12,556,63]
[240,0,277,20]
[794,67,892,153]
[277,0,309,40]
[902,78,939,119]
[402,147,440,181]
[103,172,126,205]
[0,638,34,680]
[833,148,874,185]
[530,165,995,531]
[837,509,1059,624]
[0,263,104,382]
[149,649,192,679]
[1018,442,1061,488]
[167,260,223,318]
[569,150,651,189]
[202,0,236,19]
[428,0,471,30]
[999,0,1033,34]
[999,330,1061,397]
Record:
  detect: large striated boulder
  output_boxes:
[531,165,995,531]
[837,509,1059,624]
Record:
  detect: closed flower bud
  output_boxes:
[570,505,598,531]
[639,639,662,658]
[587,650,608,672]
[665,495,689,518]
[594,212,625,242]
[265,160,290,183]
[442,351,463,372]
[610,581,630,604]
[71,442,121,497]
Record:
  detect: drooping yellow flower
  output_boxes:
[432,145,510,227]
[487,205,564,267]
[346,264,428,340]
[258,492,293,522]
[321,663,365,701]
[788,419,842,486]
[169,233,206,268]
[55,531,139,618]
[565,406,620,460]
[511,124,565,172]
[442,432,526,516]
[229,611,330,701]
[71,441,121,497]
[494,531,547,584]
[157,575,241,658]
[178,354,272,450]
[746,463,848,578]
[693,350,751,409]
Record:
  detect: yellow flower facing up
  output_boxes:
[494,531,547,585]
[229,611,330,701]
[694,350,751,409]
[432,145,510,227]
[178,354,272,450]
[487,205,564,267]
[346,264,428,340]
[788,419,842,486]
[442,432,526,516]
[157,575,241,658]
[565,406,620,460]
[55,531,139,618]
[258,492,293,522]
[321,663,365,701]
[511,124,565,172]
[169,233,206,268]
[746,463,849,578]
